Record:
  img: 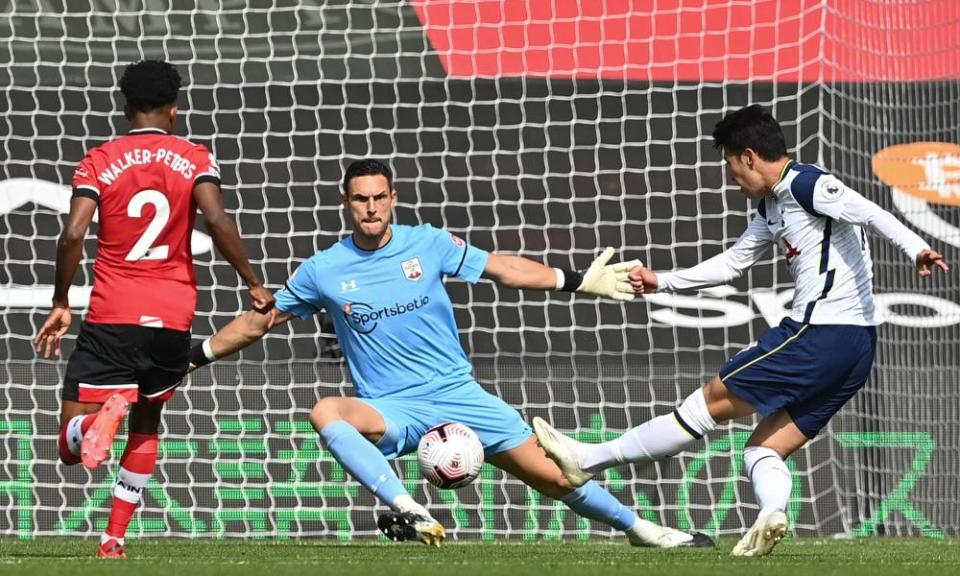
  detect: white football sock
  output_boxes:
[101,533,124,546]
[580,388,716,472]
[113,468,151,505]
[744,446,791,517]
[65,415,86,457]
[392,494,432,518]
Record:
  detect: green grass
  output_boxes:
[1,538,958,576]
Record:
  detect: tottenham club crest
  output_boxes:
[401,257,423,282]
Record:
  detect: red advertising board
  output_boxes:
[413,0,960,81]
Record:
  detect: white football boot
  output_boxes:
[532,417,594,487]
[626,519,716,549]
[731,510,788,557]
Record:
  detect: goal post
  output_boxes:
[1,0,958,539]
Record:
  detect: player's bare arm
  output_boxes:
[34,196,98,358]
[193,181,275,313]
[484,248,640,301]
[188,307,294,372]
[482,253,558,289]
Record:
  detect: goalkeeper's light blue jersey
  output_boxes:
[275,224,490,399]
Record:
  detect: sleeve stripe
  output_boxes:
[75,184,100,195]
[193,175,221,187]
[283,281,321,313]
[71,187,100,203]
[819,219,832,274]
[802,269,836,324]
[452,245,469,278]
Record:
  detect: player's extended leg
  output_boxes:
[488,435,713,548]
[309,397,444,546]
[534,376,753,486]
[97,400,164,559]
[730,410,807,557]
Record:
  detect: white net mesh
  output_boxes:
[1,0,958,539]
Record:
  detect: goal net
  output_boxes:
[2,0,958,539]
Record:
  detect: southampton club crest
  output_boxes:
[401,257,423,282]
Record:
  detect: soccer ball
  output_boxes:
[417,422,484,489]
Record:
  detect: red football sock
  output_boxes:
[104,433,158,541]
[58,413,99,465]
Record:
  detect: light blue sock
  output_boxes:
[560,481,637,532]
[319,420,409,507]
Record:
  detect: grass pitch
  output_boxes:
[1,538,958,576]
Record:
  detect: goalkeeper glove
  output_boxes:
[556,247,642,301]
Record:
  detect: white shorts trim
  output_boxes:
[140,382,182,398]
[78,383,138,389]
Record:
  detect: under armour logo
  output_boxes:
[340,280,358,293]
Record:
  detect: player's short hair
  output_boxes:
[342,159,393,194]
[119,60,181,113]
[712,104,788,161]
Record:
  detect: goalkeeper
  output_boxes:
[534,105,950,557]
[189,158,711,548]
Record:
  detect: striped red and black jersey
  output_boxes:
[71,128,221,330]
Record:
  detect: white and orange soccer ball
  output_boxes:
[417,422,484,489]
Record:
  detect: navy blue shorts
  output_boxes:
[719,318,877,438]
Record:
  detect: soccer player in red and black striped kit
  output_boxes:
[33,60,274,558]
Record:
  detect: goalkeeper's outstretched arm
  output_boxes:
[483,247,641,301]
[188,308,295,372]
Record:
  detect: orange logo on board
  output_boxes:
[872,142,960,206]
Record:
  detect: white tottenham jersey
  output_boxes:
[658,161,930,326]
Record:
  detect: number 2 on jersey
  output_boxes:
[125,189,170,261]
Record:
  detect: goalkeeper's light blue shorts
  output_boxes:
[360,380,532,460]
[719,317,877,439]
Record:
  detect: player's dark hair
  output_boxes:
[342,159,393,194]
[119,60,181,113]
[712,104,788,161]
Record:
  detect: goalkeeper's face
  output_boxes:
[343,174,398,242]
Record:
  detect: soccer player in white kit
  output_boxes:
[534,104,949,557]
